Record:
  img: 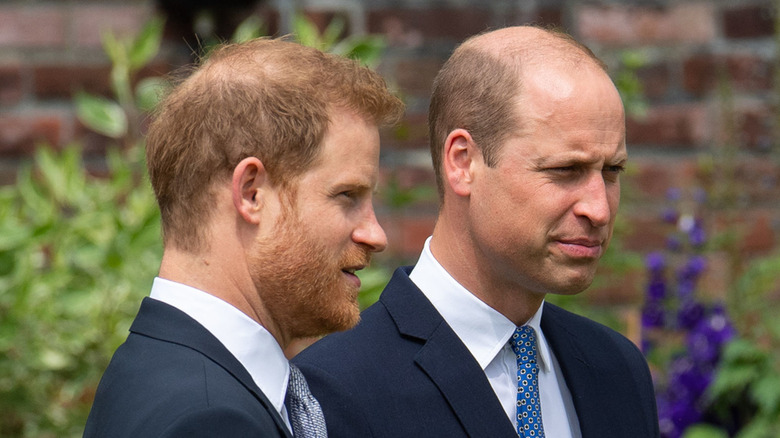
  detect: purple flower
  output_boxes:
[642,301,666,329]
[693,188,707,204]
[647,279,666,301]
[668,398,703,436]
[667,187,682,201]
[677,256,707,282]
[677,300,705,330]
[676,278,696,299]
[668,356,712,399]
[662,208,679,224]
[666,236,682,251]
[646,252,666,273]
[688,224,707,247]
[687,308,736,364]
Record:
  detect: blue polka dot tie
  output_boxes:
[510,326,545,438]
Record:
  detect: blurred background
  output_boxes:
[1,0,779,437]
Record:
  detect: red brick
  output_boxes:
[578,3,716,46]
[0,113,68,156]
[536,7,564,28]
[741,211,776,255]
[735,158,780,204]
[586,266,643,306]
[72,4,152,48]
[723,5,774,39]
[380,214,436,259]
[726,55,773,92]
[621,214,673,253]
[0,5,67,48]
[626,104,710,147]
[393,57,443,94]
[683,53,718,97]
[636,62,671,101]
[684,53,773,97]
[737,105,773,151]
[625,158,695,201]
[368,8,491,45]
[33,64,113,100]
[383,112,430,150]
[0,65,24,106]
[697,252,729,302]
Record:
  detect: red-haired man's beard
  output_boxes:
[249,213,371,342]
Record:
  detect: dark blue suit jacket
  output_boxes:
[294,267,660,438]
[84,297,292,438]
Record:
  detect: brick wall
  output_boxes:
[2,0,778,313]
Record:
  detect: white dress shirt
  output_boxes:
[409,237,582,437]
[149,277,293,433]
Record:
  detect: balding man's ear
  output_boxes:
[442,129,477,197]
[232,157,267,224]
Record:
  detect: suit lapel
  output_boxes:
[541,303,619,438]
[381,268,517,438]
[130,297,293,438]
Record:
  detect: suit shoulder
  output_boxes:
[296,300,394,362]
[158,406,283,437]
[544,302,644,358]
[85,333,279,437]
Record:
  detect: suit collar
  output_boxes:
[381,267,518,438]
[542,303,631,438]
[130,297,293,438]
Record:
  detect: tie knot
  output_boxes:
[510,326,538,364]
[287,364,307,400]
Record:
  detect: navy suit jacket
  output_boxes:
[294,267,660,438]
[84,297,292,438]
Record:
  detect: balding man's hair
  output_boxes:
[428,26,607,198]
[146,38,404,252]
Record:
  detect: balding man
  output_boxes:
[294,26,659,438]
[83,38,403,437]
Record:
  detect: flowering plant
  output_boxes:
[641,188,737,438]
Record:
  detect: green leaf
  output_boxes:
[321,16,346,49]
[682,423,730,438]
[128,16,165,70]
[101,31,125,67]
[135,76,167,112]
[35,146,69,204]
[75,92,128,139]
[333,36,386,67]
[293,14,322,49]
[682,424,729,438]
[232,15,264,43]
[38,348,70,371]
[750,373,780,414]
[721,338,767,364]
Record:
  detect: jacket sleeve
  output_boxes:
[295,361,375,438]
[161,406,286,437]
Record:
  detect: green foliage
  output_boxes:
[696,252,780,438]
[614,50,649,118]
[77,17,166,146]
[1,13,400,436]
[0,17,166,438]
[683,424,730,438]
[75,92,127,139]
[292,14,386,68]
[0,145,160,437]
[705,337,780,438]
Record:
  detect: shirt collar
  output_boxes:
[150,277,290,416]
[409,237,551,372]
